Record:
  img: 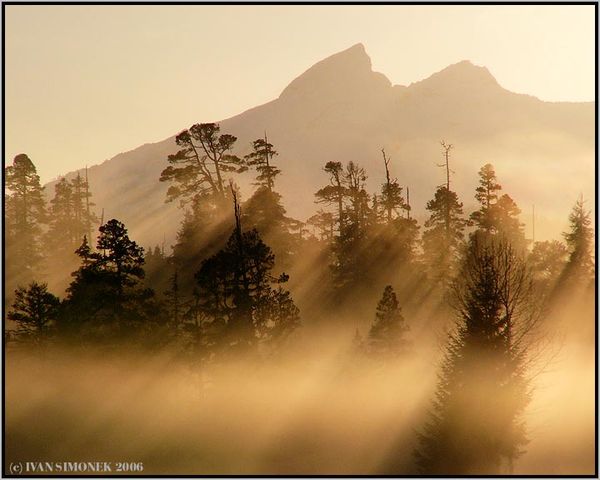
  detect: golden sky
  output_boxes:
[5,4,595,183]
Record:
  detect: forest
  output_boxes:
[4,122,596,475]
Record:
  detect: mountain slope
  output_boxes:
[48,43,594,249]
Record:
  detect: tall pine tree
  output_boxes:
[5,154,47,289]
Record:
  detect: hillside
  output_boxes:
[48,43,595,249]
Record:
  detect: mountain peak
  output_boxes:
[439,60,496,80]
[279,43,390,100]
[410,60,500,92]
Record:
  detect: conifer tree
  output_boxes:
[371,151,419,275]
[8,282,60,344]
[242,186,298,268]
[48,178,75,244]
[5,154,47,287]
[162,124,245,295]
[315,161,346,233]
[241,136,298,265]
[379,149,407,223]
[44,173,99,292]
[422,186,467,283]
[368,285,409,358]
[62,220,160,341]
[470,163,502,232]
[244,134,281,192]
[194,191,299,353]
[470,164,524,246]
[416,237,534,474]
[559,196,594,286]
[332,162,372,288]
[493,194,525,247]
[70,171,98,243]
[159,122,246,208]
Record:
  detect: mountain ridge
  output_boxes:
[44,44,595,250]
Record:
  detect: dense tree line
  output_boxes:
[5,126,594,474]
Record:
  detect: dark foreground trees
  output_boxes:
[60,219,162,342]
[416,236,535,474]
[8,282,60,344]
[192,191,300,355]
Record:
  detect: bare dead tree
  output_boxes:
[438,140,454,191]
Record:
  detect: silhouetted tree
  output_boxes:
[470,164,524,247]
[368,152,420,282]
[242,186,300,269]
[423,186,467,284]
[159,122,246,209]
[493,194,525,247]
[470,163,501,233]
[46,178,79,281]
[70,171,98,243]
[194,191,299,354]
[8,282,60,345]
[245,134,281,192]
[47,178,76,246]
[559,196,594,287]
[5,154,47,288]
[162,125,246,296]
[331,162,372,289]
[315,161,346,231]
[416,237,534,474]
[45,175,99,291]
[61,220,161,342]
[169,194,234,298]
[368,285,409,358]
[379,150,407,223]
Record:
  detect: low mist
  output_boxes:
[5,291,594,475]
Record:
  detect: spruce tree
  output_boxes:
[559,196,594,286]
[416,237,534,474]
[368,285,409,358]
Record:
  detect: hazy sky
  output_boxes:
[5,4,595,183]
